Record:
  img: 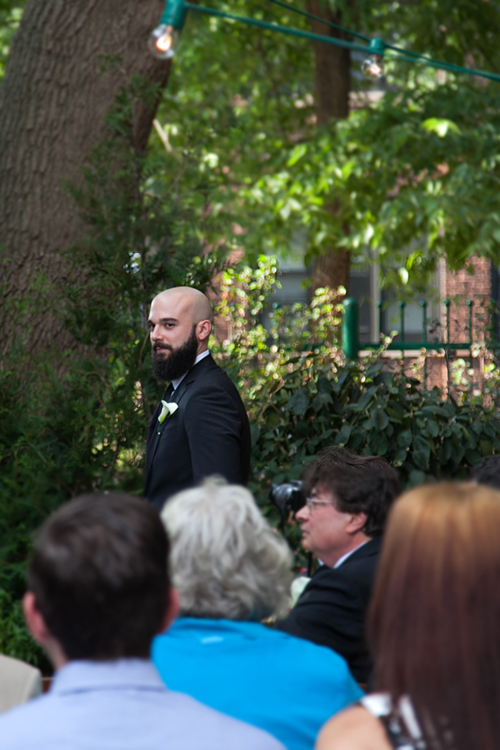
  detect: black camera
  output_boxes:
[269,480,305,516]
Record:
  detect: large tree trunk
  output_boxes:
[0,0,171,354]
[307,1,351,294]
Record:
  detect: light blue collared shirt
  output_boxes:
[0,659,285,750]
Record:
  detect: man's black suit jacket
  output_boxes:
[145,354,251,512]
[275,537,381,683]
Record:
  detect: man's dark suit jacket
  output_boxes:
[145,354,251,512]
[275,536,381,684]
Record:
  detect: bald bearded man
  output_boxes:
[145,287,251,511]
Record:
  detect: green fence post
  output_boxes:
[467,300,474,379]
[444,299,451,396]
[377,301,383,339]
[342,298,359,359]
[420,301,428,388]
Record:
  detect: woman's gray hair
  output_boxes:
[160,479,293,620]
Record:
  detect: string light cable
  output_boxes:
[148,0,500,84]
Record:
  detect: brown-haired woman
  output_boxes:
[317,482,500,750]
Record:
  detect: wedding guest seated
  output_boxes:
[0,654,41,713]
[317,482,500,750]
[0,492,284,750]
[275,447,400,683]
[152,480,363,750]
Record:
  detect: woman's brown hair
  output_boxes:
[370,482,500,750]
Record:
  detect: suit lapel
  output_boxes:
[145,355,216,479]
[146,383,175,475]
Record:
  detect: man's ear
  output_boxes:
[196,319,212,343]
[23,591,51,647]
[158,588,180,635]
[346,512,368,536]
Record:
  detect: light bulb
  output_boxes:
[361,53,384,79]
[148,24,180,60]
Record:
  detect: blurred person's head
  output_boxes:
[370,482,500,750]
[161,479,292,621]
[296,447,400,566]
[24,493,178,668]
[471,454,500,491]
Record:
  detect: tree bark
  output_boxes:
[0,0,171,355]
[307,1,351,294]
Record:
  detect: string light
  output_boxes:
[148,0,187,60]
[148,0,500,86]
[361,39,385,80]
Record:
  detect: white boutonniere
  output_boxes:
[158,400,178,426]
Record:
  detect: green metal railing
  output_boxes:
[341,297,475,364]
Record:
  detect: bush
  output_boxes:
[210,260,500,560]
[250,354,500,497]
[0,79,230,666]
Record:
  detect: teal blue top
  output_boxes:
[152,618,363,750]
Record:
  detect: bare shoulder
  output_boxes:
[316,706,390,750]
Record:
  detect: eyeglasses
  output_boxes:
[305,498,336,513]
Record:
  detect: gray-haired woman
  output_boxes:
[152,479,362,750]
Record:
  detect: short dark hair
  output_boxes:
[28,493,170,661]
[472,455,500,491]
[303,446,400,537]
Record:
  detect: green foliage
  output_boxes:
[0,0,25,78]
[152,0,500,293]
[0,78,231,666]
[213,261,500,523]
[0,590,48,670]
[251,353,500,497]
[243,81,500,292]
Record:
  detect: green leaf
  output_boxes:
[413,449,429,471]
[373,408,389,431]
[356,387,378,411]
[286,144,307,167]
[288,389,309,416]
[250,424,260,446]
[317,376,332,395]
[461,425,475,445]
[398,430,413,449]
[413,435,431,459]
[266,411,282,429]
[422,118,461,137]
[423,419,439,438]
[312,394,324,413]
[334,424,352,446]
[368,432,389,456]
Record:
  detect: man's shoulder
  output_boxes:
[167,691,286,749]
[185,356,245,403]
[303,539,381,594]
[189,354,232,383]
[0,687,284,750]
[0,693,56,747]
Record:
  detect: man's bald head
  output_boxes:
[153,287,213,326]
[148,287,214,382]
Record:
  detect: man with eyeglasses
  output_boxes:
[275,447,400,684]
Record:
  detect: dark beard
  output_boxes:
[151,325,199,383]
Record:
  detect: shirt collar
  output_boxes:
[333,540,370,569]
[50,659,166,695]
[172,350,210,391]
